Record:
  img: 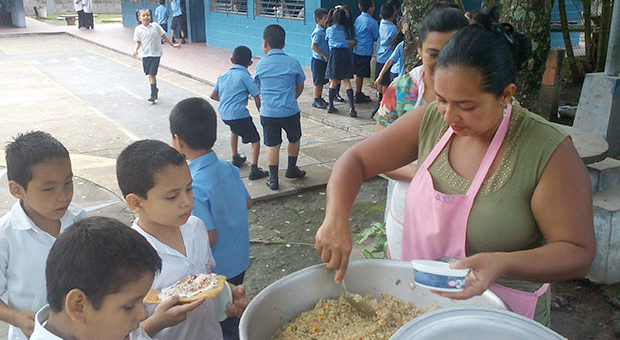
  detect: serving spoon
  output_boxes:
[342,279,377,317]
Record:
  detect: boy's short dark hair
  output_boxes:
[169,97,217,151]
[314,8,328,22]
[116,140,186,198]
[358,0,373,13]
[46,217,162,312]
[388,0,400,11]
[159,0,165,5]
[380,3,395,19]
[5,131,69,190]
[232,46,253,66]
[263,24,285,49]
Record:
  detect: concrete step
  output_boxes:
[587,189,620,284]
[588,157,620,192]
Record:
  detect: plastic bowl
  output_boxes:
[411,260,469,292]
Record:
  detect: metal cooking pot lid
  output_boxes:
[390,306,565,340]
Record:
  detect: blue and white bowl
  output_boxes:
[411,260,470,292]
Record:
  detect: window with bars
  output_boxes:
[211,0,248,14]
[256,0,304,19]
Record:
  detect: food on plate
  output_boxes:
[272,293,436,339]
[143,273,227,304]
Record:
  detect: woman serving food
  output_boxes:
[315,5,595,326]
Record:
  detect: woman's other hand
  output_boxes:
[315,215,352,284]
[434,252,506,300]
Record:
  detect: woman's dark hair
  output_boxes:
[418,6,468,44]
[135,8,153,24]
[436,4,532,96]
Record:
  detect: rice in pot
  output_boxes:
[272,293,435,339]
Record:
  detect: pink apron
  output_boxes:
[400,104,548,319]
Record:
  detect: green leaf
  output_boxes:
[361,249,374,259]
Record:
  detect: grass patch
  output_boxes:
[28,13,122,25]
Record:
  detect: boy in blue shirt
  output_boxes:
[310,8,329,110]
[169,97,251,339]
[352,0,378,103]
[169,0,186,44]
[372,3,398,116]
[154,0,169,44]
[254,24,306,191]
[210,46,268,180]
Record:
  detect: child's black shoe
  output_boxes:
[354,92,371,103]
[312,99,327,109]
[181,38,187,44]
[335,94,346,102]
[349,108,358,117]
[249,167,269,180]
[327,106,338,114]
[266,178,279,190]
[172,37,177,44]
[232,154,247,167]
[285,166,306,179]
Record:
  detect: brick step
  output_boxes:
[588,157,620,192]
[587,189,620,284]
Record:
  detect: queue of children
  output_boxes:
[310,0,403,118]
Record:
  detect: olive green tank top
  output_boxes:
[417,101,569,325]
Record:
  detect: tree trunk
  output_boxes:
[481,0,552,113]
[596,0,613,71]
[583,0,594,72]
[559,0,583,81]
[401,0,434,70]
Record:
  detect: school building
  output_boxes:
[116,0,578,66]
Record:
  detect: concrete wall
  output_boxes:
[24,0,121,14]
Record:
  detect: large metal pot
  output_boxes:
[239,259,508,340]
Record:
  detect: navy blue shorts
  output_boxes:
[311,58,328,86]
[142,56,160,75]
[160,23,168,32]
[260,113,302,147]
[353,54,372,77]
[375,62,392,86]
[390,72,399,82]
[171,14,185,31]
[223,117,260,144]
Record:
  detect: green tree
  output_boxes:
[483,0,553,112]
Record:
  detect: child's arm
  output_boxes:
[0,301,35,337]
[295,83,304,99]
[225,283,248,318]
[133,41,141,57]
[374,59,393,88]
[208,230,216,247]
[253,95,260,112]
[162,33,181,49]
[247,197,252,209]
[141,296,204,337]
[311,43,328,62]
[347,39,356,49]
[210,89,219,101]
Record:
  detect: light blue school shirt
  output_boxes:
[311,24,329,61]
[154,5,168,25]
[377,19,398,63]
[389,41,405,75]
[170,0,182,17]
[214,65,260,121]
[325,24,349,49]
[254,49,305,118]
[353,12,379,56]
[190,151,250,279]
